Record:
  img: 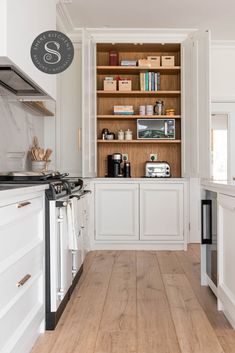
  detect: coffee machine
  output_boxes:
[107,153,123,177]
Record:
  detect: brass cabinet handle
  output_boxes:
[78,128,81,151]
[17,201,31,209]
[16,274,31,287]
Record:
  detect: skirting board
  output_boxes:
[91,242,186,251]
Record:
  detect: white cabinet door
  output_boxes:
[183,29,211,178]
[82,30,97,177]
[218,193,235,328]
[57,43,82,176]
[140,184,184,241]
[95,184,139,241]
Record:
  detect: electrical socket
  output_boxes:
[150,153,158,161]
[122,153,128,161]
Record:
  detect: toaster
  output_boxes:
[145,161,171,178]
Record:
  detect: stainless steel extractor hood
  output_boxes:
[0,65,45,96]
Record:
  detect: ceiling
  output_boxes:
[62,0,235,40]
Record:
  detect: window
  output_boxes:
[211,114,228,181]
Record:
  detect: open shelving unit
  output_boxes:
[96,43,181,177]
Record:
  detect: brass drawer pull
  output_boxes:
[17,274,31,287]
[17,201,31,209]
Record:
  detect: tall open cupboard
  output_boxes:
[82,29,211,179]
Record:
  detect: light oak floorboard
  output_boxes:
[163,273,224,353]
[157,250,184,274]
[32,248,235,353]
[137,251,181,352]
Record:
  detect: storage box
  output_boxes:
[161,56,175,67]
[118,80,132,91]
[147,56,161,68]
[138,59,151,68]
[103,80,117,91]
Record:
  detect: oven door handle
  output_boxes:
[201,200,212,244]
[58,207,65,300]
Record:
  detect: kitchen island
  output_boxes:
[201,179,235,329]
[88,178,188,251]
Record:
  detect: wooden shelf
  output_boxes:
[22,101,54,117]
[97,66,181,75]
[97,115,181,119]
[97,90,181,97]
[97,139,181,144]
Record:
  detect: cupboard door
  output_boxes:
[82,30,97,177]
[57,43,82,176]
[140,184,184,241]
[218,193,235,328]
[183,30,211,178]
[95,184,139,241]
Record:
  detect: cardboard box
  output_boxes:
[147,56,161,68]
[103,80,117,91]
[138,59,151,68]
[118,80,132,91]
[162,56,175,67]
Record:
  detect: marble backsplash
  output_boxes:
[0,87,44,172]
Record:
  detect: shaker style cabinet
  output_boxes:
[94,183,139,241]
[93,181,187,248]
[80,28,211,179]
[140,184,184,241]
[0,189,45,353]
[218,193,235,328]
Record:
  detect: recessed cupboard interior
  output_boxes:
[96,43,182,178]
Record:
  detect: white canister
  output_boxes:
[146,105,154,116]
[32,160,46,172]
[125,129,133,140]
[118,130,124,140]
[139,105,146,116]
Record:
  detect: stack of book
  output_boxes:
[120,60,137,66]
[140,72,160,91]
[113,106,134,115]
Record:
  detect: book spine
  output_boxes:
[157,73,161,90]
[140,73,145,91]
[149,72,151,91]
[151,72,155,91]
[155,73,158,91]
[145,73,149,91]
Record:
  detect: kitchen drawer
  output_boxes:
[0,196,43,226]
[0,197,44,265]
[0,278,42,351]
[0,243,43,313]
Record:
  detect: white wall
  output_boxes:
[211,43,235,101]
[0,87,45,172]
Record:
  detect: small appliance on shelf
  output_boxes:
[107,153,131,178]
[145,161,171,178]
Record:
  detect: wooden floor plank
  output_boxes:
[163,273,224,353]
[136,251,181,353]
[94,331,137,353]
[31,248,235,353]
[157,251,184,274]
[31,251,116,353]
[99,251,136,332]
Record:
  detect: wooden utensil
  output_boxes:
[44,149,53,162]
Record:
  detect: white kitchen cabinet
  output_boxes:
[0,0,56,99]
[56,43,82,176]
[140,184,184,241]
[95,183,139,241]
[0,188,45,353]
[218,193,235,328]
